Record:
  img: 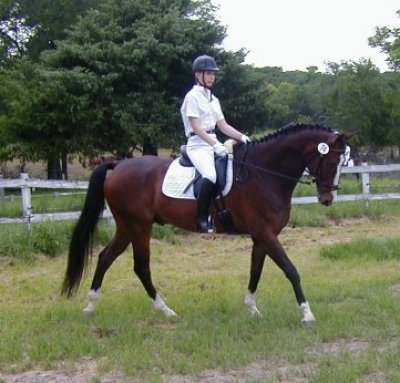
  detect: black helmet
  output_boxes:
[192,55,219,72]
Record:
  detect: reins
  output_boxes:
[233,144,346,192]
[233,143,313,185]
[233,159,313,185]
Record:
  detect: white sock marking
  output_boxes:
[245,290,260,316]
[153,294,177,317]
[83,289,100,316]
[300,301,316,325]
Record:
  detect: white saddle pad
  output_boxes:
[162,157,234,200]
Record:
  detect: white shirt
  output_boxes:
[180,85,224,138]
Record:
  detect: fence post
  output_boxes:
[361,166,370,206]
[20,172,32,222]
[0,175,4,199]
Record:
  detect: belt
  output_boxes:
[189,129,215,137]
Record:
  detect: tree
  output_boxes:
[0,0,230,177]
[380,71,400,155]
[262,81,303,129]
[213,50,267,135]
[0,0,104,177]
[369,9,400,71]
[0,0,100,63]
[323,60,392,150]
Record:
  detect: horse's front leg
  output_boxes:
[267,236,316,326]
[248,236,316,325]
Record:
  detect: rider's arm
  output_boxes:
[216,119,245,142]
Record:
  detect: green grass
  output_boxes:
[320,236,400,261]
[0,218,400,381]
[0,220,181,260]
[293,174,400,197]
[0,220,111,259]
[0,190,86,217]
[288,199,400,227]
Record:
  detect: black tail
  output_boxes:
[61,162,116,297]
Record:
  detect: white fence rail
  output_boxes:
[1,164,400,225]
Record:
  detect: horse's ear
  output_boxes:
[341,131,357,141]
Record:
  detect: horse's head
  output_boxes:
[306,131,355,206]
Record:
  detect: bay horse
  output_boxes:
[62,123,352,325]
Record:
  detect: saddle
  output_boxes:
[161,140,238,233]
[178,145,228,198]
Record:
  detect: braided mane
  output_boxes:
[253,123,336,145]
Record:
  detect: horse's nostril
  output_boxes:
[318,195,333,206]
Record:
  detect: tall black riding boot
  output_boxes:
[197,178,215,233]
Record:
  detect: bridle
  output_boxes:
[305,147,346,192]
[234,141,347,193]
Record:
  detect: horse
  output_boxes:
[61,123,353,325]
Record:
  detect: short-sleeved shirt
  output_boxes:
[181,85,224,138]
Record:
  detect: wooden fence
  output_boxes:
[1,164,400,225]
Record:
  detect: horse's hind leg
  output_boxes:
[245,239,268,316]
[131,224,177,317]
[83,231,130,316]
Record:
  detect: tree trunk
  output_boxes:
[143,138,158,156]
[61,152,68,180]
[47,154,62,179]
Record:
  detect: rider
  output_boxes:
[180,54,251,233]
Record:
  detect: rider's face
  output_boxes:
[195,71,216,87]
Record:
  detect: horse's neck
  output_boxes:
[251,139,307,179]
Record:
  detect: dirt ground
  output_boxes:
[0,339,388,383]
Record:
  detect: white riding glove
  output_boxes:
[241,134,251,144]
[213,142,228,156]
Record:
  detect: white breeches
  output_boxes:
[186,135,217,183]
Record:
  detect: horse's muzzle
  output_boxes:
[318,192,333,206]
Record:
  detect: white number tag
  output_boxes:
[318,143,329,155]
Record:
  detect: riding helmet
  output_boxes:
[192,55,219,72]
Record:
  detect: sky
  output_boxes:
[211,0,399,72]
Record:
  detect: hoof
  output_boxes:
[248,307,261,317]
[245,291,261,317]
[302,318,316,327]
[164,308,178,318]
[83,308,94,317]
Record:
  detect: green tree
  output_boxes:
[214,50,267,135]
[369,9,400,71]
[263,81,303,128]
[0,0,229,177]
[324,60,392,150]
[0,0,104,176]
[0,0,100,63]
[380,71,400,155]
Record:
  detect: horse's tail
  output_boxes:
[61,162,116,297]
